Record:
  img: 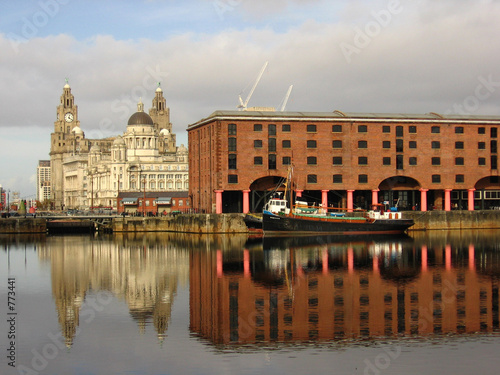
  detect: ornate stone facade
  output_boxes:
[50,82,188,210]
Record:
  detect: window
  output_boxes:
[307,124,317,132]
[333,174,343,183]
[358,156,368,165]
[491,140,497,153]
[478,127,486,134]
[431,157,440,166]
[358,174,368,183]
[409,126,417,134]
[455,157,464,166]
[358,125,367,133]
[492,156,498,170]
[455,141,464,149]
[383,157,391,165]
[268,138,276,152]
[282,156,291,165]
[431,126,440,133]
[396,139,404,152]
[307,140,317,148]
[478,141,486,150]
[409,141,417,149]
[396,126,403,137]
[432,175,441,183]
[455,126,464,134]
[268,154,276,169]
[432,141,440,149]
[396,155,403,169]
[228,154,237,169]
[382,126,390,133]
[228,175,238,184]
[254,157,263,165]
[254,124,262,131]
[282,124,291,132]
[254,140,262,148]
[282,140,291,148]
[491,128,498,138]
[307,156,317,165]
[228,137,236,151]
[332,125,342,132]
[333,157,342,165]
[307,174,317,183]
[268,124,276,136]
[479,157,486,166]
[383,141,391,149]
[409,157,417,165]
[358,140,367,148]
[456,174,464,183]
[228,123,236,135]
[332,140,342,149]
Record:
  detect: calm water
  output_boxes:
[1,230,500,375]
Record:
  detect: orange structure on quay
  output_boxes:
[189,236,500,345]
[187,110,500,214]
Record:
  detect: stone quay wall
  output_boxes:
[1,211,500,234]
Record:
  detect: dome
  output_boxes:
[90,144,101,153]
[72,126,83,135]
[127,111,154,126]
[160,128,170,136]
[113,136,126,146]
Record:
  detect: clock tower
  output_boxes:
[50,80,81,209]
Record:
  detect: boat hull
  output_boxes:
[263,212,413,235]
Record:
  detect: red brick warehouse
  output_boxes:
[187,110,500,214]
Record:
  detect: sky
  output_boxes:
[0,0,499,199]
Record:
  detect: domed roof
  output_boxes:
[113,136,126,146]
[160,128,170,136]
[128,111,154,126]
[127,99,154,126]
[72,126,83,135]
[90,144,101,153]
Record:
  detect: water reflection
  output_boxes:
[3,230,500,352]
[190,231,500,346]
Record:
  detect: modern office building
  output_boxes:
[36,160,51,202]
[188,110,500,213]
[49,81,188,210]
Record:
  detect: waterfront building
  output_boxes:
[117,191,190,215]
[49,82,188,210]
[0,184,4,210]
[187,110,500,213]
[36,160,51,202]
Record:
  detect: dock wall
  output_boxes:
[1,211,500,234]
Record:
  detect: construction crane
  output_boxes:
[238,61,268,111]
[279,85,293,112]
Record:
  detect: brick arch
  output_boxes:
[249,176,288,191]
[378,176,421,191]
[475,176,500,190]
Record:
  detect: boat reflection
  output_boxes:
[190,232,500,346]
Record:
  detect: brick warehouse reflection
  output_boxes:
[189,235,500,345]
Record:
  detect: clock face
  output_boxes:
[64,112,74,123]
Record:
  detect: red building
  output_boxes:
[188,110,500,213]
[117,191,191,215]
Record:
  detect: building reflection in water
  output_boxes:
[37,233,191,347]
[190,232,500,346]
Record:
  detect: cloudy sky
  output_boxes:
[0,0,499,198]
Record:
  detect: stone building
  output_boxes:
[49,82,188,210]
[187,110,500,213]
